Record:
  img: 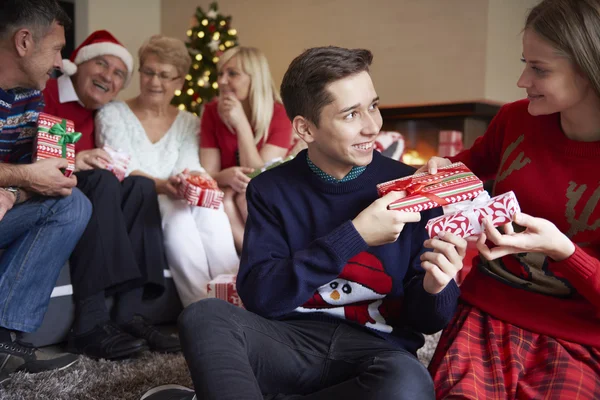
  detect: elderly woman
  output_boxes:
[200,47,293,253]
[96,35,239,307]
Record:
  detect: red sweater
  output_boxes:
[42,78,96,152]
[450,99,600,347]
[200,101,293,169]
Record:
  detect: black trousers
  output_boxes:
[69,169,167,300]
[179,299,434,400]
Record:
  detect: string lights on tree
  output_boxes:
[171,2,239,115]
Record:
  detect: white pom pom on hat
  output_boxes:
[61,30,134,86]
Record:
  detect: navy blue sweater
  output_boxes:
[237,150,460,354]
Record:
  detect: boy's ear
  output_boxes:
[292,116,315,144]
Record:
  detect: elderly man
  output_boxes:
[42,30,179,360]
[0,0,92,384]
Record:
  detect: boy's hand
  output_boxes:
[353,191,421,246]
[421,232,467,294]
[415,156,452,175]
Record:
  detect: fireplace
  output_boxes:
[379,101,502,167]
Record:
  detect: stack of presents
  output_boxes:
[31,114,520,324]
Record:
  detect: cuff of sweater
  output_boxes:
[433,279,460,315]
[420,279,461,320]
[551,245,596,280]
[323,220,369,265]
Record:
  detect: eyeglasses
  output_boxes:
[139,68,181,82]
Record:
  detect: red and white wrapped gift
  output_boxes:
[179,174,224,209]
[206,274,244,308]
[426,191,521,239]
[33,113,81,177]
[103,145,130,182]
[376,162,484,212]
[437,130,464,158]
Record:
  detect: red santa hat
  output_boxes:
[339,253,392,295]
[61,30,134,86]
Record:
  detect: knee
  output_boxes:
[56,188,92,230]
[178,298,234,333]
[126,175,157,197]
[374,352,434,400]
[86,168,121,190]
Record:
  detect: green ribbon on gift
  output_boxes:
[46,119,82,159]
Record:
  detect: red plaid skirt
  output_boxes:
[429,302,600,399]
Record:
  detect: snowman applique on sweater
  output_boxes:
[296,252,401,333]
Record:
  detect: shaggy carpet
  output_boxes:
[1,333,441,400]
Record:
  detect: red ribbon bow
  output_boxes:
[382,166,469,209]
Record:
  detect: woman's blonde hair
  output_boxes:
[525,0,600,99]
[138,34,192,78]
[217,46,281,144]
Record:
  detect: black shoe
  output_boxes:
[141,385,196,400]
[0,335,79,375]
[67,322,148,360]
[120,315,181,353]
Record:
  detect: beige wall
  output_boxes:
[161,0,489,106]
[72,0,162,100]
[484,0,540,102]
[161,0,539,105]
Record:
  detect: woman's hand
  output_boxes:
[476,212,575,262]
[75,148,113,171]
[416,156,452,174]
[218,93,250,132]
[421,232,468,294]
[157,176,183,199]
[217,166,254,193]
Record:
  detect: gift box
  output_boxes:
[179,174,224,209]
[33,113,81,177]
[426,191,521,239]
[247,155,294,179]
[376,162,484,212]
[438,130,463,158]
[375,131,405,162]
[206,274,244,308]
[103,145,130,182]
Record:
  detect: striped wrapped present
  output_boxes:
[179,174,224,210]
[206,274,244,308]
[33,113,81,177]
[376,162,484,212]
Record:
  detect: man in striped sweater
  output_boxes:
[0,0,92,385]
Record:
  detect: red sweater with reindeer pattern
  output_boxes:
[449,99,600,347]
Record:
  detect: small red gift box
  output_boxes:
[376,162,484,212]
[426,191,521,239]
[206,274,244,308]
[33,113,81,177]
[179,174,224,209]
[103,145,130,182]
[438,130,464,158]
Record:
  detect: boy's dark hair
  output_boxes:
[280,46,373,127]
[0,0,71,40]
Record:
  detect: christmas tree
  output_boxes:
[172,2,239,115]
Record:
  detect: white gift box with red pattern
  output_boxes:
[426,191,521,239]
[206,274,244,308]
[375,131,405,161]
[438,130,463,158]
[103,145,130,182]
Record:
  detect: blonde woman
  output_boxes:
[200,47,293,252]
[96,35,239,307]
